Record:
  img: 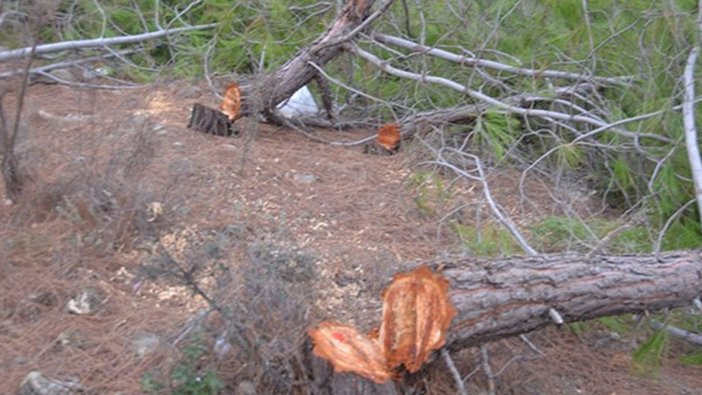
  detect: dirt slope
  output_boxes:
[0,83,700,394]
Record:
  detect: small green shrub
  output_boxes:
[451,222,521,257]
[141,333,223,395]
[529,216,651,254]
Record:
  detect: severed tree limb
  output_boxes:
[371,32,631,86]
[650,320,702,346]
[0,49,139,80]
[347,43,671,144]
[425,251,702,350]
[0,24,216,62]
[220,0,394,120]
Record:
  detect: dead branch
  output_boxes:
[308,251,701,393]
[0,50,139,79]
[650,320,702,346]
[347,44,671,144]
[682,0,702,229]
[371,32,631,86]
[0,24,216,62]
[1,44,35,200]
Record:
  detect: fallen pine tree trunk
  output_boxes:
[436,250,702,350]
[308,250,702,393]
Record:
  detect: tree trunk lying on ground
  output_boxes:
[437,251,701,350]
[309,250,702,394]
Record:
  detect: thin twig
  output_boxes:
[0,24,216,62]
[442,349,468,395]
[480,345,496,395]
[586,222,632,259]
[2,43,35,199]
[433,148,538,255]
[519,334,543,355]
[653,199,697,260]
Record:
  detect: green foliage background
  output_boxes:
[3,0,701,248]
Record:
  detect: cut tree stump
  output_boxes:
[187,103,239,137]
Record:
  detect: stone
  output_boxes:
[65,288,102,315]
[131,332,161,359]
[19,371,82,395]
[292,173,317,184]
[235,380,257,395]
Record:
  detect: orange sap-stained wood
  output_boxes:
[378,266,456,373]
[377,123,401,152]
[218,83,241,121]
[309,266,456,383]
[308,322,391,384]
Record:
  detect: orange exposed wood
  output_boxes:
[377,123,401,151]
[378,266,456,372]
[218,83,241,121]
[308,322,392,383]
[309,266,456,382]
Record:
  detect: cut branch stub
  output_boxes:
[308,322,392,383]
[364,123,402,155]
[218,82,242,121]
[377,123,401,152]
[378,266,456,373]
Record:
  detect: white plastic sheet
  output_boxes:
[277,85,319,118]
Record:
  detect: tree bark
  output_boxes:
[435,251,702,350]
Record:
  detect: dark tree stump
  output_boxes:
[188,103,239,137]
[362,143,400,156]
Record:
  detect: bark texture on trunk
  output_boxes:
[435,251,702,350]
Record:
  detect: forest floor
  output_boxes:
[1,82,701,394]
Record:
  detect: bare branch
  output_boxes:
[681,0,702,230]
[480,345,496,395]
[650,320,702,346]
[441,349,468,395]
[0,24,216,62]
[347,44,670,144]
[0,49,139,79]
[371,32,630,86]
[430,146,538,256]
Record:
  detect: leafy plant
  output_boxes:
[142,333,224,395]
[406,171,451,216]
